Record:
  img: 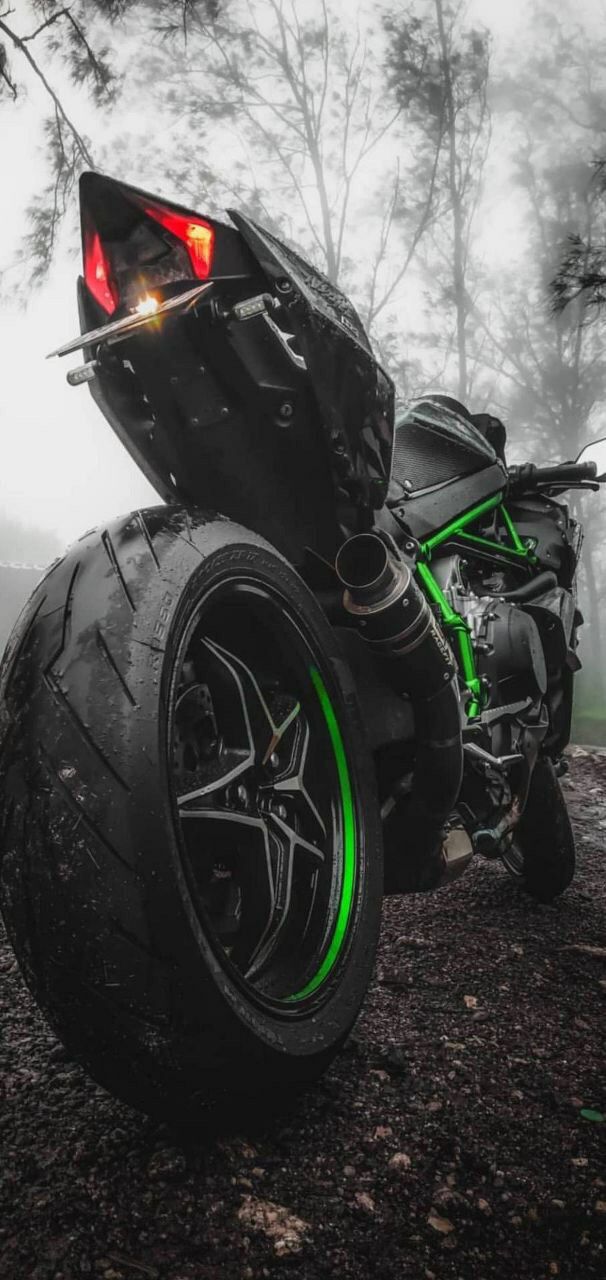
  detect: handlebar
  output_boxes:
[507,461,598,493]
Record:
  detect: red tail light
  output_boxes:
[83,224,117,314]
[80,176,217,314]
[135,197,215,281]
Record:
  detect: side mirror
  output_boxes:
[576,437,606,481]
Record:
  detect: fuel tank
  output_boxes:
[386,397,507,540]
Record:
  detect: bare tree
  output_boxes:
[0,1,122,279]
[384,0,491,400]
[1,0,447,355]
[107,0,446,342]
[482,4,606,696]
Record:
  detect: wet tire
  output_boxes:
[0,507,383,1125]
[511,757,576,902]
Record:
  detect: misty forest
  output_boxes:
[4,5,606,1280]
[0,0,606,737]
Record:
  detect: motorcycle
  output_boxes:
[1,171,605,1124]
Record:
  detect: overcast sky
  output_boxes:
[0,0,604,551]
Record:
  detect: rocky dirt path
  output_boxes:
[1,755,606,1280]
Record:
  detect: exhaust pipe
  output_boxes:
[335,534,455,694]
[335,533,471,892]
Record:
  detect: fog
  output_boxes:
[1,0,606,737]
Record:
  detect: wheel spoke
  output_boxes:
[178,754,251,806]
[179,808,279,966]
[245,810,324,982]
[270,719,327,840]
[177,637,300,807]
[204,637,301,765]
[179,808,266,830]
[269,811,325,864]
[245,842,295,980]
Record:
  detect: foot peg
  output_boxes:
[437,828,474,886]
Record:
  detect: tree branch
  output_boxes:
[0,14,95,167]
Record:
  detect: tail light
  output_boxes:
[83,223,118,315]
[132,196,215,281]
[79,174,216,315]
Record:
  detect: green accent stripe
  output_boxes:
[288,665,356,1001]
[421,493,502,558]
[452,529,530,559]
[417,497,534,719]
[499,504,527,555]
[416,560,459,624]
[416,559,484,719]
[420,497,535,566]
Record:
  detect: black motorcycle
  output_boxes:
[1,172,604,1123]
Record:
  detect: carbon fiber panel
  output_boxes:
[392,400,495,493]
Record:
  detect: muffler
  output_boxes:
[335,533,471,892]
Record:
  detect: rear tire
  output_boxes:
[509,757,575,902]
[0,507,382,1124]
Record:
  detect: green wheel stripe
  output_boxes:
[287,665,357,1001]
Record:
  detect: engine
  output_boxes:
[433,554,556,841]
[463,597,547,709]
[434,555,548,710]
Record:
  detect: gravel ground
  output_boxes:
[1,752,606,1280]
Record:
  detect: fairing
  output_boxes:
[74,173,395,563]
[228,211,395,510]
[392,399,497,493]
[387,399,506,540]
